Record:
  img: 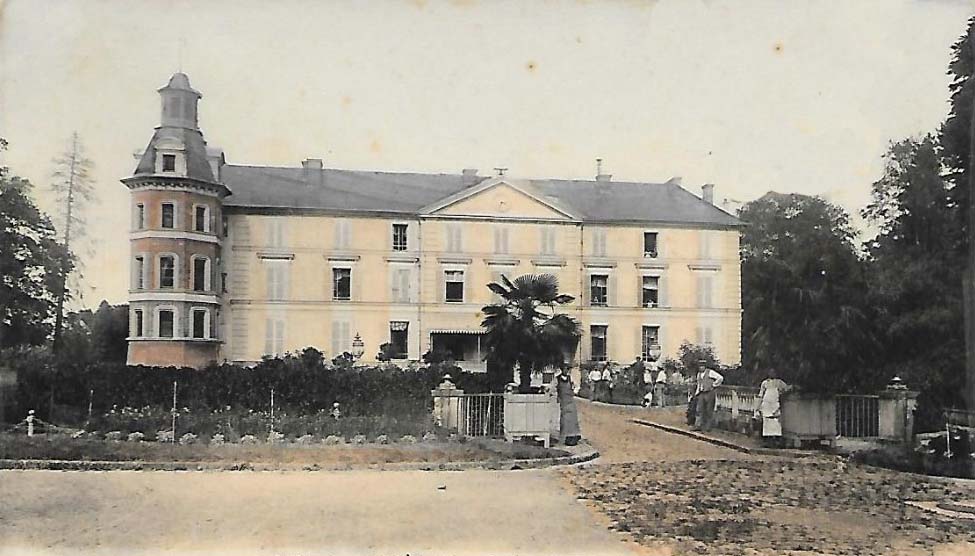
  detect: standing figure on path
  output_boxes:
[654,366,668,407]
[755,368,791,447]
[587,366,602,401]
[693,359,724,432]
[556,371,582,446]
[601,364,615,403]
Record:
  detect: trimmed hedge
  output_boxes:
[4,347,494,427]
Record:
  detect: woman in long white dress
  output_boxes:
[756,368,790,447]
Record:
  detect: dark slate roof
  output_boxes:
[221,165,740,226]
[221,165,474,213]
[158,72,200,96]
[133,128,215,183]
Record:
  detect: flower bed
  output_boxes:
[88,405,433,441]
[0,432,567,466]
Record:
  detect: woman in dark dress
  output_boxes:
[556,371,582,446]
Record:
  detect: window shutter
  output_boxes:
[635,326,643,360]
[351,268,361,301]
[264,318,274,355]
[330,321,340,357]
[609,274,618,307]
[582,274,590,306]
[275,320,285,354]
[638,276,645,308]
[391,269,402,302]
[659,275,668,308]
[439,269,446,303]
[403,269,412,302]
[704,275,713,308]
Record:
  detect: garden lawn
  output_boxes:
[0,434,567,467]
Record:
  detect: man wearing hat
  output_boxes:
[692,358,723,432]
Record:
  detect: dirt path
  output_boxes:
[0,468,641,556]
[575,398,754,463]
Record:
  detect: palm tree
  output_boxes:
[481,274,581,393]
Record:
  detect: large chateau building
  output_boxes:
[125,73,743,370]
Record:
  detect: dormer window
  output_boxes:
[154,137,186,175]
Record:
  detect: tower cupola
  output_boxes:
[158,73,201,129]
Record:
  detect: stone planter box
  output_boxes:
[781,394,836,446]
[503,391,558,448]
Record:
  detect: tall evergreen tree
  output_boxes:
[48,132,95,352]
[864,136,965,427]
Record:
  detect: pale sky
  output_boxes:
[1,0,972,308]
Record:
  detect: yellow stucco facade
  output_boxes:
[221,180,742,368]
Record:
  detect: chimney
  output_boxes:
[595,157,611,181]
[302,158,323,171]
[462,168,479,187]
[302,158,324,186]
[702,183,715,204]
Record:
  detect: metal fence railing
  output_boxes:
[835,395,880,438]
[455,393,505,438]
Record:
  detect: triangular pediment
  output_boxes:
[420,178,578,220]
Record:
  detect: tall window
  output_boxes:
[192,308,207,339]
[392,223,408,251]
[194,205,209,233]
[643,232,658,258]
[267,219,284,247]
[193,257,208,292]
[641,276,659,308]
[445,224,462,252]
[265,261,288,300]
[158,309,174,338]
[134,256,145,289]
[591,228,607,257]
[590,274,608,306]
[390,321,409,359]
[696,326,714,346]
[590,325,608,362]
[135,204,145,230]
[696,274,714,308]
[391,268,411,302]
[162,154,176,172]
[333,268,351,300]
[494,226,509,254]
[334,220,350,249]
[699,231,713,259]
[445,270,464,302]
[331,320,351,357]
[133,309,144,337]
[265,318,285,356]
[641,326,660,360]
[540,228,557,255]
[159,256,175,289]
[161,203,175,229]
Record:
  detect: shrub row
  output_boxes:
[4,347,494,426]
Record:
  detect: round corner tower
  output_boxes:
[123,73,229,368]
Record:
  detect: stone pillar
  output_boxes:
[431,375,464,433]
[878,377,919,444]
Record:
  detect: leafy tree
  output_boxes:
[0,138,73,349]
[48,132,96,352]
[863,136,965,427]
[89,301,129,363]
[481,274,581,392]
[739,192,877,393]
